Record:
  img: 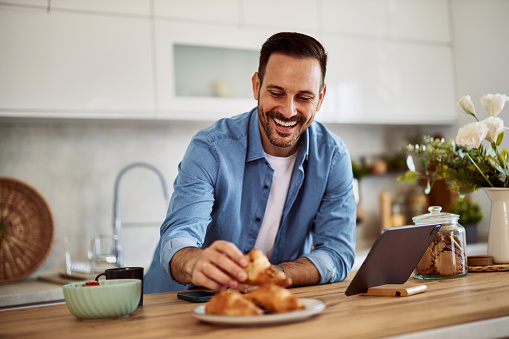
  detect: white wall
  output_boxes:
[1,0,508,278]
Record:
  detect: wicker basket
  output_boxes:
[0,177,54,284]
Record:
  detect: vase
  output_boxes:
[483,188,509,263]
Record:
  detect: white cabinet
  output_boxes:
[0,6,154,118]
[154,0,241,25]
[0,0,46,6]
[321,0,388,37]
[0,0,456,124]
[154,21,264,120]
[50,0,151,16]
[321,0,450,43]
[242,0,320,33]
[389,0,451,43]
[320,35,456,124]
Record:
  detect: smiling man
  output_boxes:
[144,32,356,293]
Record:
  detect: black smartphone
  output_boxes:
[177,291,215,303]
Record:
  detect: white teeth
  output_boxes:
[274,118,298,127]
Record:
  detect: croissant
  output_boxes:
[244,248,292,287]
[245,284,305,313]
[205,290,263,316]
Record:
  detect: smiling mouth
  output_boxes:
[273,117,298,128]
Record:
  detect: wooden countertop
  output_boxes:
[0,243,488,310]
[1,270,509,339]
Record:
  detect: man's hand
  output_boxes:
[170,240,248,290]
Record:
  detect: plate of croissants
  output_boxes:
[192,249,326,326]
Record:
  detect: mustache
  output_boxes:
[267,110,305,123]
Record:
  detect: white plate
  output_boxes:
[192,298,325,326]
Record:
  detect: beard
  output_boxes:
[258,105,306,149]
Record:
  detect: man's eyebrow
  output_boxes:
[266,85,316,96]
[266,85,284,91]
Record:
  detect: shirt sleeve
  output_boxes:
[303,147,357,284]
[159,131,218,280]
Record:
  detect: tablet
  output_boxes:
[345,223,441,296]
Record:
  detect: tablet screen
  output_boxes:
[345,223,441,296]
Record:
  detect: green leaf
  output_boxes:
[496,131,504,146]
[397,171,419,183]
[501,148,508,164]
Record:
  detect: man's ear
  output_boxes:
[252,72,260,100]
[316,84,327,111]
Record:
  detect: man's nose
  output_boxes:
[280,97,297,118]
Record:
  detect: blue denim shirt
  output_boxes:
[158,108,356,286]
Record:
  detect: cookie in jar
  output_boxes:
[412,206,467,279]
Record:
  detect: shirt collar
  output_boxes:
[246,108,265,162]
[246,107,310,165]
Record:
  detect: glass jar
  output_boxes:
[412,206,467,279]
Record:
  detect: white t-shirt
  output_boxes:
[254,152,298,259]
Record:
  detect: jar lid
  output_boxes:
[412,206,459,225]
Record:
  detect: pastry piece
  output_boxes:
[432,241,446,257]
[245,284,305,313]
[415,246,435,275]
[205,290,263,316]
[444,234,465,256]
[244,249,292,287]
[435,251,463,276]
[468,255,494,266]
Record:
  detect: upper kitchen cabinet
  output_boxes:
[0,6,154,118]
[321,0,451,44]
[321,0,388,38]
[388,0,451,43]
[153,0,241,25]
[320,35,456,124]
[242,0,319,34]
[49,0,151,16]
[0,0,46,7]
[154,21,265,120]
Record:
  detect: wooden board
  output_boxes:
[364,284,427,297]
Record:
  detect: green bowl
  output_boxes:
[63,279,141,320]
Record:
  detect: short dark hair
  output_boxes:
[258,32,327,89]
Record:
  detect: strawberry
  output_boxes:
[85,281,100,286]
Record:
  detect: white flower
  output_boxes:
[482,117,507,143]
[457,95,476,116]
[455,121,489,148]
[480,93,509,117]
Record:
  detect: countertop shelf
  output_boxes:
[0,279,64,309]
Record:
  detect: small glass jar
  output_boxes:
[412,206,467,279]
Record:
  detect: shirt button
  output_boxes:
[255,217,261,222]
[263,185,269,189]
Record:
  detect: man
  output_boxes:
[144,32,356,294]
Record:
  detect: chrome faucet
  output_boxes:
[113,162,169,267]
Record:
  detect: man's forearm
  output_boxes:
[169,247,201,284]
[279,257,320,287]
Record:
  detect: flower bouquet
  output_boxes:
[398,93,509,196]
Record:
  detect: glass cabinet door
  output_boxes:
[155,21,269,121]
[173,44,258,99]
